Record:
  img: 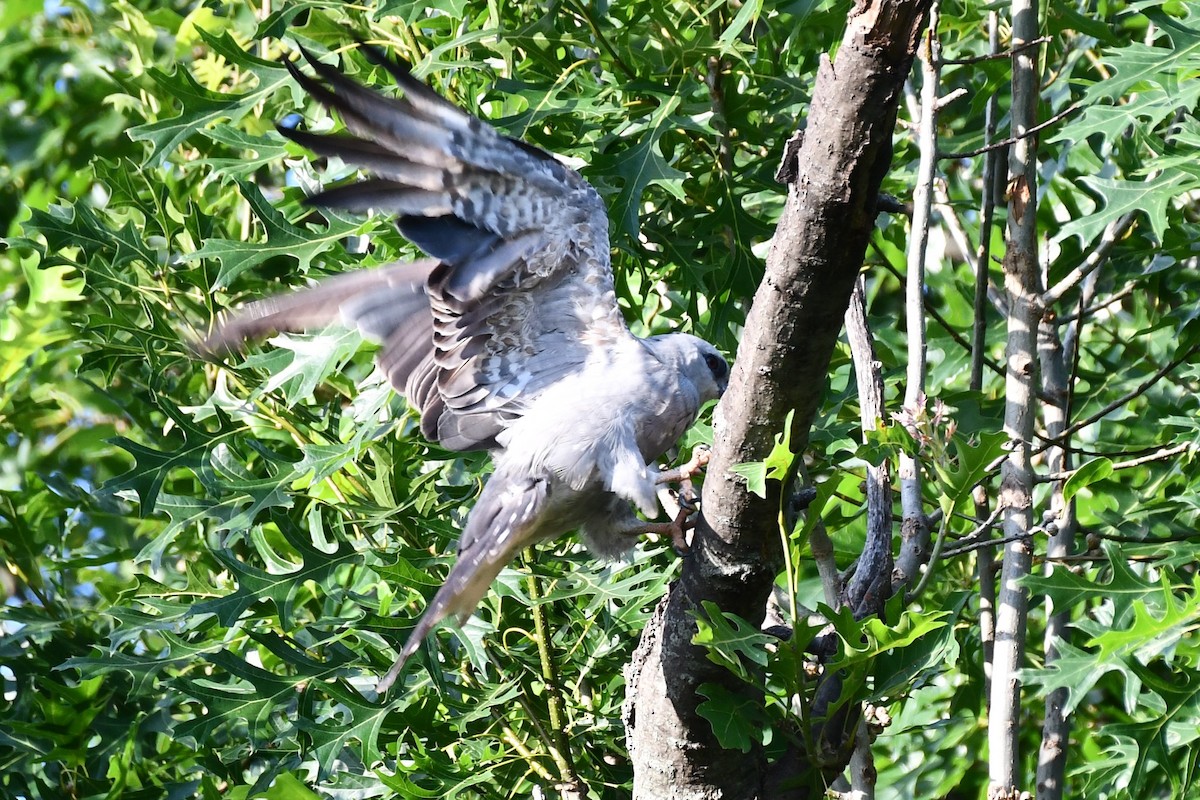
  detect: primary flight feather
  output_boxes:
[203,43,729,693]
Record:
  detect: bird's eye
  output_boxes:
[703,352,727,380]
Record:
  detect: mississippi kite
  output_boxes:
[203,44,729,693]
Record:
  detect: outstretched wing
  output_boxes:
[272,45,632,451]
[200,259,438,369]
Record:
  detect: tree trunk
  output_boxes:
[624,2,932,796]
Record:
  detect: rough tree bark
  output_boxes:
[623,2,932,797]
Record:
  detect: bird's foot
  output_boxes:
[627,447,712,553]
[621,507,695,555]
[656,444,711,486]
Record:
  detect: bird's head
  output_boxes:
[647,333,729,403]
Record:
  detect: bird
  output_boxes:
[201,43,730,694]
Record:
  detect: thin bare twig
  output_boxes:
[944,530,1032,558]
[935,86,968,109]
[877,252,1007,378]
[939,103,1078,160]
[1037,342,1200,451]
[1038,442,1192,482]
[1053,282,1135,325]
[972,28,1002,392]
[973,12,1002,701]
[939,35,1051,65]
[1090,528,1200,545]
[933,186,1006,319]
[957,503,1006,544]
[1042,213,1136,306]
[1049,439,1194,461]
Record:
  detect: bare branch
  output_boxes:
[974,485,997,699]
[939,35,1051,65]
[895,26,940,591]
[1036,289,1077,800]
[939,103,1078,160]
[1038,342,1200,451]
[1041,213,1136,306]
[1038,442,1192,482]
[845,278,894,617]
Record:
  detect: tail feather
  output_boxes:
[375,470,550,693]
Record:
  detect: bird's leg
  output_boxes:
[655,444,711,487]
[620,507,696,555]
[622,446,712,555]
[656,444,709,514]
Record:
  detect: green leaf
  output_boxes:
[695,682,771,753]
[191,514,363,629]
[728,459,769,499]
[127,32,291,167]
[1082,6,1200,104]
[607,93,686,238]
[1108,662,1200,798]
[931,430,1007,516]
[692,600,774,680]
[1023,638,1121,718]
[306,680,398,778]
[187,182,365,289]
[261,772,323,800]
[196,124,292,180]
[1023,542,1163,616]
[21,261,84,305]
[1064,457,1114,502]
[718,0,763,52]
[731,410,796,499]
[106,399,237,518]
[1057,173,1192,245]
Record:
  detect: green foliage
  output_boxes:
[6,0,1200,798]
[0,0,807,796]
[730,409,797,499]
[1024,544,1200,796]
[692,595,957,758]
